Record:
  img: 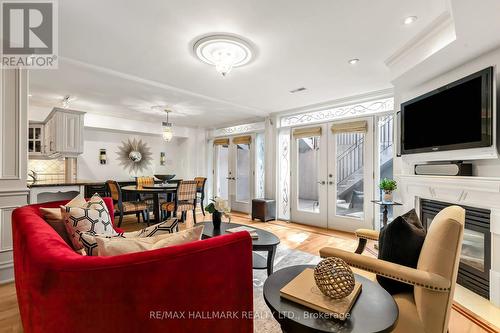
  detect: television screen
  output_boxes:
[401,67,493,155]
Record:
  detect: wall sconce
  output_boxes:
[99,149,107,165]
[160,152,166,166]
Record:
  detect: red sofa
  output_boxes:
[12,198,253,333]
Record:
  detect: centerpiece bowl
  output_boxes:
[154,174,176,182]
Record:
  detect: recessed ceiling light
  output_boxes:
[193,34,254,77]
[404,16,418,25]
[28,94,33,97]
[348,58,360,65]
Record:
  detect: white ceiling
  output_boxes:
[30,0,457,127]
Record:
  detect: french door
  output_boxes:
[290,118,374,232]
[290,125,328,227]
[213,136,254,213]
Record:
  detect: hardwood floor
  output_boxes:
[1,211,498,333]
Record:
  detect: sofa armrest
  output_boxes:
[355,229,379,241]
[319,247,451,292]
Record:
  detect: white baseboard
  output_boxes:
[0,260,14,284]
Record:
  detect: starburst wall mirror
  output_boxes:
[116,138,153,174]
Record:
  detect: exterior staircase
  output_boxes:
[337,116,394,201]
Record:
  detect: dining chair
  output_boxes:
[161,180,198,224]
[136,176,169,209]
[106,180,150,227]
[319,205,465,333]
[194,177,207,216]
[136,176,155,187]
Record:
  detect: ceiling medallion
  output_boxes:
[193,34,253,77]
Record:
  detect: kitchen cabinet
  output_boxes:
[28,123,44,156]
[28,108,85,158]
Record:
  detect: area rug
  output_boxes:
[252,245,321,332]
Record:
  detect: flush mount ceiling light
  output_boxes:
[193,34,253,77]
[404,16,418,25]
[348,58,360,65]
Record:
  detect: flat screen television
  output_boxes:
[401,66,494,155]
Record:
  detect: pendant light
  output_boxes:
[162,110,173,142]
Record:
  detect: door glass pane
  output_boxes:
[236,143,250,202]
[336,132,364,219]
[28,141,34,152]
[297,136,320,213]
[377,115,394,229]
[278,128,291,220]
[216,145,229,200]
[34,128,41,139]
[29,127,33,139]
[255,133,265,199]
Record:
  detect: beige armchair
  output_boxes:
[320,206,465,333]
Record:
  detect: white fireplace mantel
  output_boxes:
[396,174,500,306]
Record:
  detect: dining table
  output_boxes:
[121,183,178,224]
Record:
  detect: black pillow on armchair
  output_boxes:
[377,209,426,294]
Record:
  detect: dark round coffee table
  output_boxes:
[200,222,280,276]
[264,265,398,333]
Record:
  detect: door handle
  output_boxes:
[329,181,334,185]
[317,181,326,185]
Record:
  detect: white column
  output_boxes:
[0,69,29,283]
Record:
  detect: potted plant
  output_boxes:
[379,178,397,203]
[205,197,231,230]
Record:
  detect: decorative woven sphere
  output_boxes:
[314,257,355,299]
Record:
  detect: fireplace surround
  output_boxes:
[398,174,500,306]
[420,199,491,299]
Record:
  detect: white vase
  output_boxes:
[383,190,393,203]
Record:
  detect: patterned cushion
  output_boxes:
[79,219,179,256]
[80,232,125,256]
[177,181,197,201]
[161,201,175,211]
[161,201,194,212]
[132,219,179,237]
[62,194,117,250]
[177,202,194,212]
[115,201,149,213]
[95,225,204,256]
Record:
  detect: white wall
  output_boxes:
[394,45,500,177]
[78,128,178,180]
[78,126,208,181]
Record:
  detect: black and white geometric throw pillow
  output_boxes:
[79,231,125,256]
[62,193,117,250]
[80,218,179,256]
[133,218,179,237]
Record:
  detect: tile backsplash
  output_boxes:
[28,158,65,181]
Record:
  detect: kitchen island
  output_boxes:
[27,179,141,204]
